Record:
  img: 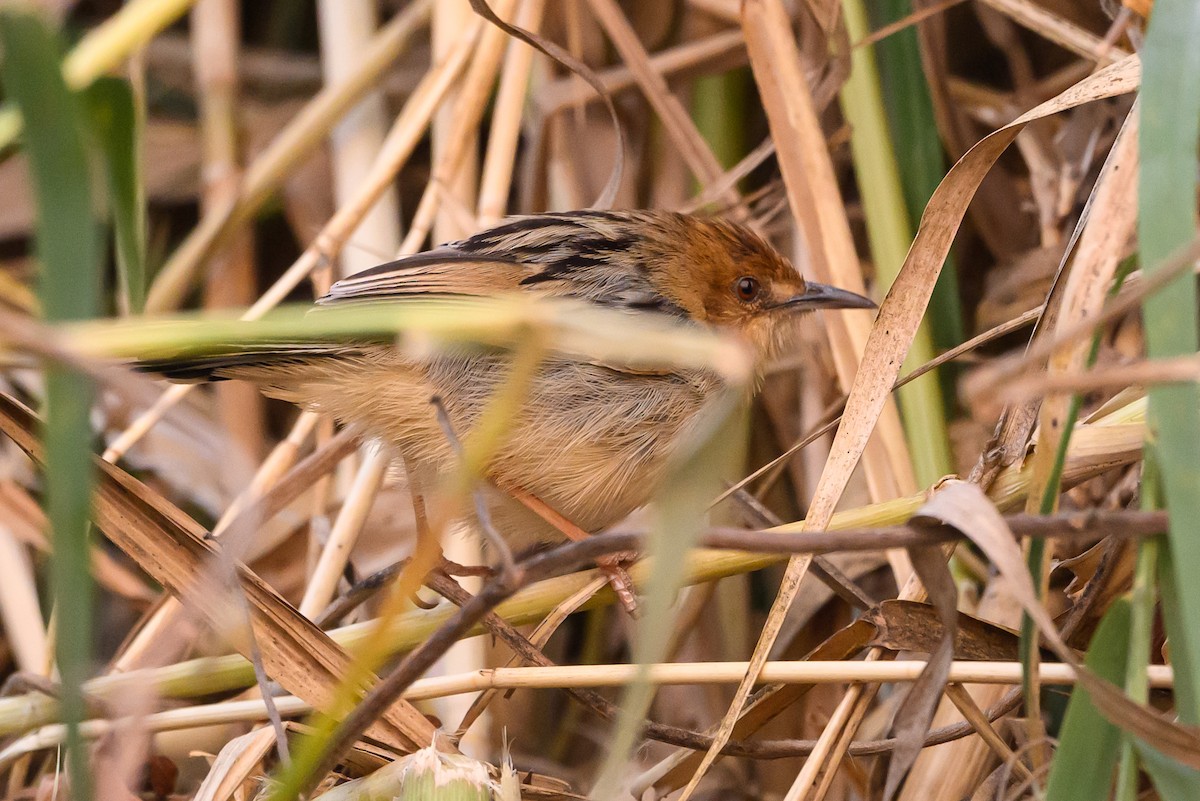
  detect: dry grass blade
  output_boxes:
[144,0,432,312]
[583,0,729,196]
[297,447,389,618]
[467,0,625,209]
[975,0,1130,63]
[996,357,1200,400]
[1028,103,1139,506]
[478,0,548,225]
[882,546,958,800]
[317,0,402,280]
[0,392,436,753]
[942,683,1035,784]
[401,0,519,252]
[0,524,47,674]
[537,29,746,117]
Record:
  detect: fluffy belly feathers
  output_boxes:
[245,347,719,547]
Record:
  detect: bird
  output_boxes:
[141,210,874,552]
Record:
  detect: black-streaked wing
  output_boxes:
[320,211,647,307]
[318,248,535,305]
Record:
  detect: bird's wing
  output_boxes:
[319,211,651,306]
[318,248,536,305]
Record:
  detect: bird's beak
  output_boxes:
[775,281,876,311]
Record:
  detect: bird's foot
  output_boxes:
[501,484,642,618]
[596,552,641,618]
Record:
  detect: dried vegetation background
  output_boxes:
[0,0,1193,799]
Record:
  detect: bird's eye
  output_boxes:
[734,276,761,302]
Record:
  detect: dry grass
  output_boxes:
[0,0,1185,799]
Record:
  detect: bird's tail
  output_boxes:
[134,343,362,383]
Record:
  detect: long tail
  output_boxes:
[134,344,363,383]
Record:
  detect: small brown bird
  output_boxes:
[146,210,873,549]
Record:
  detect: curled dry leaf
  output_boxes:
[864,600,1028,661]
[685,51,1142,795]
[914,480,1200,770]
[193,727,278,801]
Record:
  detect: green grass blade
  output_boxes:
[0,11,103,801]
[588,390,746,799]
[1138,0,1200,727]
[1044,598,1130,800]
[839,0,953,486]
[869,0,965,356]
[1115,537,1159,800]
[692,68,748,173]
[1136,740,1200,800]
[85,77,146,313]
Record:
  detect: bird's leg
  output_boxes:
[399,451,489,591]
[427,397,634,611]
[499,483,641,618]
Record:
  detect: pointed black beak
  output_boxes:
[775,281,876,311]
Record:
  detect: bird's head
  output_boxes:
[640,214,876,362]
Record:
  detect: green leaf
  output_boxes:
[839,0,953,486]
[868,0,965,356]
[589,389,746,799]
[1138,0,1200,726]
[1044,599,1130,801]
[0,11,103,801]
[1136,741,1200,801]
[85,77,146,313]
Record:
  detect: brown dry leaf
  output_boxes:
[1026,102,1140,515]
[808,51,1139,539]
[681,45,1142,801]
[0,392,437,753]
[864,600,1027,662]
[914,480,1200,769]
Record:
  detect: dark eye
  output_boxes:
[734,276,761,302]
